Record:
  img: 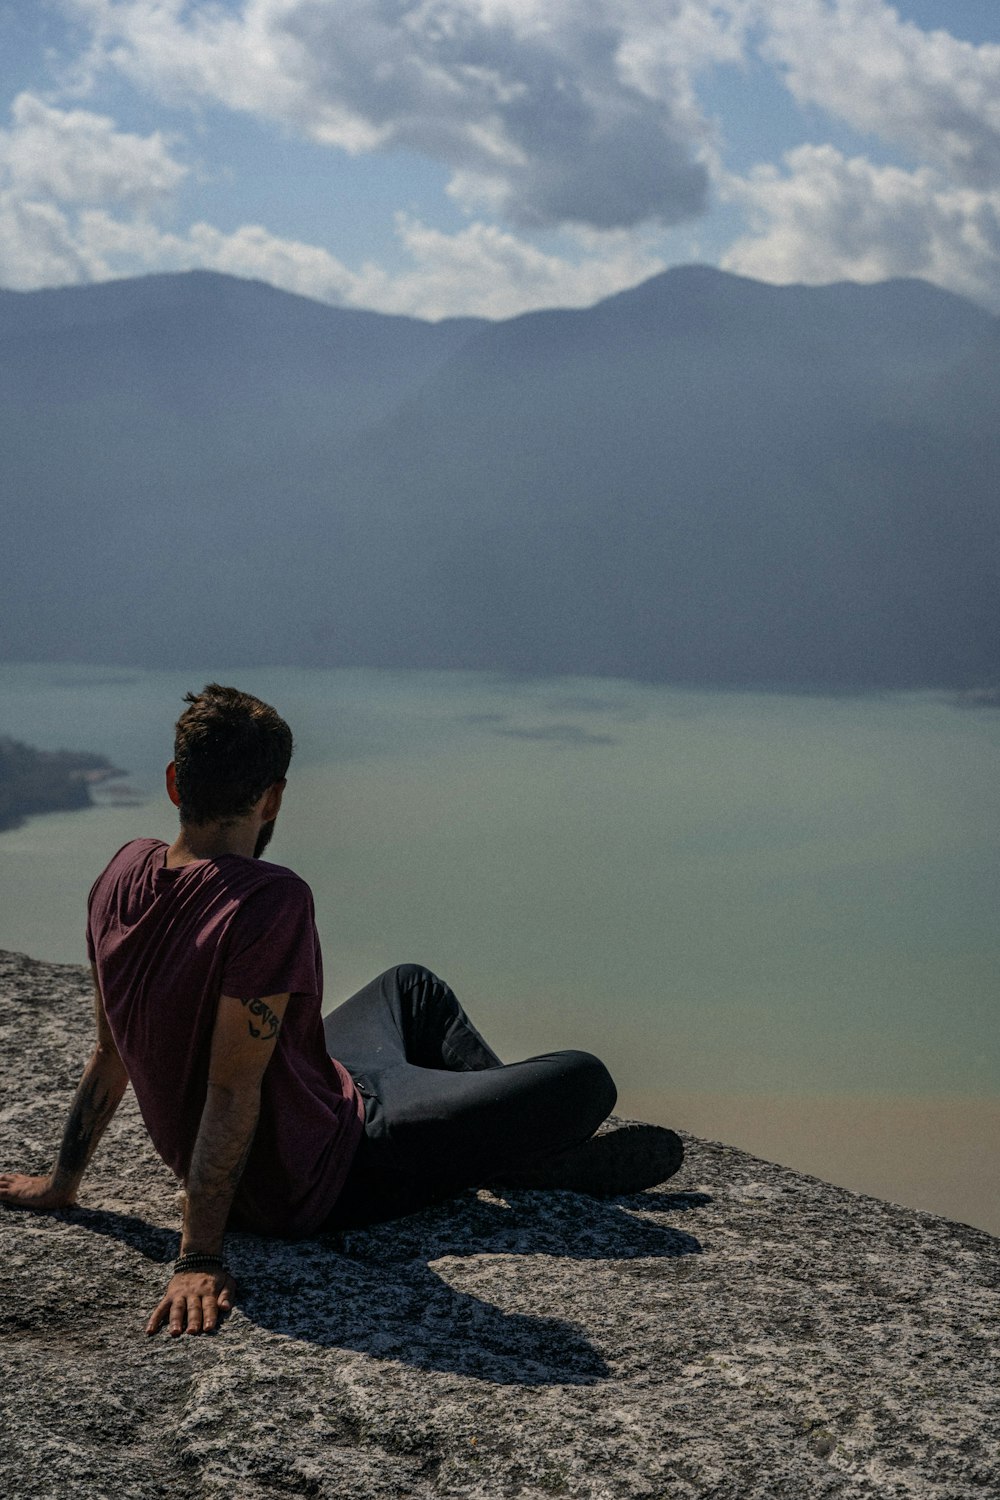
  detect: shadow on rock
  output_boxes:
[239,1255,613,1384]
[629,1191,714,1214]
[230,1189,704,1385]
[54,1186,706,1386]
[61,1205,179,1261]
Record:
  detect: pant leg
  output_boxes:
[321,963,617,1229]
[325,1047,617,1229]
[323,964,502,1072]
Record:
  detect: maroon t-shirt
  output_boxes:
[86,838,364,1236]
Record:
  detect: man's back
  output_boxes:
[88,837,363,1235]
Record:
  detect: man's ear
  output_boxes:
[165,762,181,808]
[260,779,286,820]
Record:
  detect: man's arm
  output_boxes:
[0,965,129,1212]
[145,990,291,1338]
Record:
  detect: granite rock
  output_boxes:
[1,949,998,1500]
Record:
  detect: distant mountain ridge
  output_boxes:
[2,266,997,687]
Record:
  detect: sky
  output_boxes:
[1,0,999,320]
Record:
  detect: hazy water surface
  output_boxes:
[1,664,998,1232]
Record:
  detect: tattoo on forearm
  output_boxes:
[53,1073,123,1187]
[238,996,281,1040]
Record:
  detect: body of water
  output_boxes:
[1,663,997,1233]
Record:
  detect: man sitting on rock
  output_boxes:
[0,684,682,1336]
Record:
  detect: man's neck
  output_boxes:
[166,821,258,866]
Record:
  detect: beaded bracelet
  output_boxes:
[174,1254,227,1277]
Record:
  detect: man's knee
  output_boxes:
[364,963,437,996]
[390,963,443,995]
[562,1049,618,1123]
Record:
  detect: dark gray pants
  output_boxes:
[321,965,617,1227]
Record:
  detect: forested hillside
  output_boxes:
[3,266,997,687]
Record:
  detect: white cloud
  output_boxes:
[0,83,663,319]
[78,210,665,319]
[78,209,362,302]
[16,2,1000,318]
[0,91,186,207]
[722,144,1000,311]
[64,0,750,229]
[67,0,317,127]
[761,0,1000,190]
[354,214,666,318]
[0,93,189,291]
[718,3,1000,311]
[0,193,95,291]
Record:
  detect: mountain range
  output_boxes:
[2,265,997,687]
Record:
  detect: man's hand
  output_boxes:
[3,968,129,1216]
[0,1173,74,1212]
[146,1268,236,1336]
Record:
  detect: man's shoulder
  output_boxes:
[222,861,319,970]
[117,837,167,863]
[91,837,165,887]
[218,856,315,908]
[248,856,306,883]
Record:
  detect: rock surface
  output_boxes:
[2,948,998,1499]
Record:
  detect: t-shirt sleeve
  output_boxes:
[222,878,321,1001]
[85,868,105,963]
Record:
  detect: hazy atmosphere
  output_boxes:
[2,1,999,1240]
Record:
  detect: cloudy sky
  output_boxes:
[1,0,999,319]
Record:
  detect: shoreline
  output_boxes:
[620,1087,1000,1237]
[0,736,129,832]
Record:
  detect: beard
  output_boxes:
[254,819,276,859]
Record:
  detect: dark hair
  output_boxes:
[173,684,293,825]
